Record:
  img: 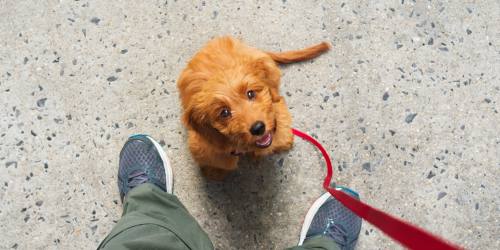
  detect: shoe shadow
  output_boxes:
[201,154,286,249]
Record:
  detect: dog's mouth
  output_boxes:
[255,132,273,148]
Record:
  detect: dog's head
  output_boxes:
[182,58,282,151]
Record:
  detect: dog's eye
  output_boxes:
[247,90,256,100]
[220,108,231,118]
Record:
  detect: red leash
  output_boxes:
[292,128,462,250]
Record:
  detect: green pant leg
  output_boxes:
[98,183,214,250]
[286,236,341,250]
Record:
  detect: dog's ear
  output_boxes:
[268,87,283,102]
[178,71,209,107]
[247,58,280,82]
[247,58,282,102]
[183,99,227,146]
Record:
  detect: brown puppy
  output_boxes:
[177,36,329,180]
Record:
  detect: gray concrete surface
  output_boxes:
[0,0,499,249]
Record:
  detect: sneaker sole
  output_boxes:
[148,135,173,194]
[298,192,332,245]
[298,187,360,245]
[131,134,173,194]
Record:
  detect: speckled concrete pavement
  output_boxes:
[1,1,499,249]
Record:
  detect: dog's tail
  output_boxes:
[266,42,331,64]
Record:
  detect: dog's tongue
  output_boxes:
[256,133,272,147]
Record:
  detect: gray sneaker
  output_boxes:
[298,187,362,250]
[118,134,173,201]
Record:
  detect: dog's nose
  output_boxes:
[250,121,266,136]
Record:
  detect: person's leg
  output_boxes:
[98,134,213,250]
[287,236,341,250]
[287,187,362,250]
[99,183,213,250]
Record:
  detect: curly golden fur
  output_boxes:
[177,36,330,180]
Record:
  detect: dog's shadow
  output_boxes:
[201,154,286,249]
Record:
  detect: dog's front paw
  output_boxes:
[275,130,294,152]
[282,132,294,150]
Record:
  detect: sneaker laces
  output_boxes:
[127,170,149,189]
[323,219,349,247]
